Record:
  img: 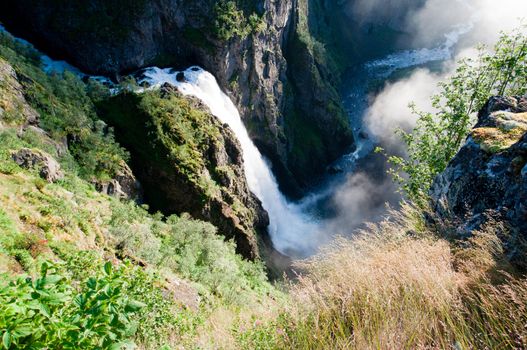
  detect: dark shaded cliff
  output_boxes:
[0,0,354,196]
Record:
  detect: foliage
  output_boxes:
[385,28,527,203]
[0,30,128,181]
[235,206,527,350]
[0,260,144,349]
[213,0,265,41]
[159,214,270,304]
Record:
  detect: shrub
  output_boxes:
[385,28,527,203]
[0,31,129,181]
[213,0,264,41]
[0,260,144,349]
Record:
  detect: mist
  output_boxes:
[306,0,527,254]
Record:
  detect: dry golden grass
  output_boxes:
[237,205,527,350]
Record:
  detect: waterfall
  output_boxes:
[138,67,320,257]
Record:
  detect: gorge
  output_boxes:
[0,0,527,348]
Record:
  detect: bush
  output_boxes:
[0,31,129,181]
[385,28,527,203]
[213,0,264,41]
[0,260,144,349]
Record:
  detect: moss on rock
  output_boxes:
[97,87,268,259]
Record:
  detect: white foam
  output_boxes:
[366,22,474,77]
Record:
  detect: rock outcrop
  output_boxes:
[0,0,354,195]
[431,96,527,261]
[0,58,39,127]
[97,86,269,260]
[12,148,64,182]
[93,162,141,200]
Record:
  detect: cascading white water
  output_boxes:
[138,67,320,257]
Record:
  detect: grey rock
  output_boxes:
[0,59,39,126]
[0,0,354,194]
[93,162,140,200]
[12,148,64,182]
[431,96,527,261]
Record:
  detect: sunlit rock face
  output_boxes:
[431,96,527,264]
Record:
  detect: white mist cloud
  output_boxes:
[365,0,527,147]
[324,171,400,236]
[365,69,441,150]
[347,0,424,28]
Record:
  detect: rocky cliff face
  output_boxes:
[431,96,527,263]
[0,0,354,196]
[97,86,269,260]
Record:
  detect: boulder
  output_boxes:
[431,96,527,261]
[93,162,140,200]
[12,148,64,182]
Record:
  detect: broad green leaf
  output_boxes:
[103,262,113,276]
[2,331,11,349]
[12,325,32,338]
[37,302,51,318]
[124,300,146,313]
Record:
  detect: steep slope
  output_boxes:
[0,29,278,348]
[0,28,267,260]
[97,86,269,260]
[0,0,354,195]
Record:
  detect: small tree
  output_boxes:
[385,28,527,204]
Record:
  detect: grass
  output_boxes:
[0,33,278,348]
[2,12,527,349]
[235,205,527,349]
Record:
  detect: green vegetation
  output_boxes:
[0,260,145,349]
[235,207,527,349]
[384,28,527,203]
[0,28,276,348]
[282,0,353,181]
[2,12,527,350]
[0,30,128,182]
[213,0,266,41]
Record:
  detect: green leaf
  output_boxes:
[12,325,32,338]
[37,302,51,318]
[87,277,97,290]
[124,300,146,313]
[108,340,136,350]
[103,262,113,276]
[42,275,63,285]
[2,331,11,349]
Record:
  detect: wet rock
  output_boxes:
[327,165,344,174]
[12,148,64,182]
[176,72,185,82]
[359,131,369,140]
